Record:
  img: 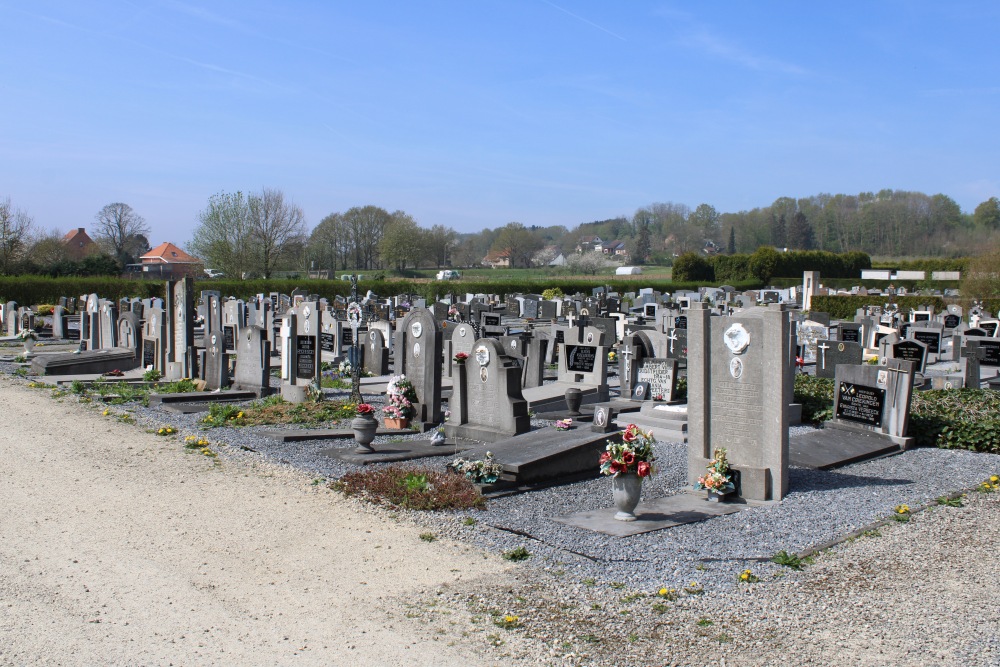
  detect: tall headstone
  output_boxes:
[232,326,272,396]
[397,307,443,429]
[203,329,230,391]
[687,302,790,501]
[444,338,530,443]
[280,302,321,402]
[166,280,195,379]
[364,328,389,376]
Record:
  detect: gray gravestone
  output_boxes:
[816,340,863,379]
[364,328,389,376]
[687,302,790,501]
[635,357,679,402]
[444,338,530,443]
[232,325,272,396]
[397,307,443,428]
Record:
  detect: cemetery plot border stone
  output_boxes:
[259,426,418,442]
[146,390,258,407]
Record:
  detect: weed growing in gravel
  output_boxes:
[620,593,647,604]
[201,404,245,427]
[461,516,477,526]
[502,546,531,562]
[651,602,669,614]
[892,504,911,522]
[684,582,704,595]
[978,476,1000,492]
[862,529,882,538]
[737,569,760,583]
[493,614,520,629]
[579,634,600,644]
[13,367,28,377]
[609,582,626,590]
[143,369,163,382]
[336,465,486,511]
[696,618,713,627]
[771,550,807,570]
[71,380,86,394]
[419,532,436,542]
[937,495,964,507]
[155,426,177,436]
[582,577,596,586]
[117,413,135,424]
[657,587,679,601]
[204,396,360,427]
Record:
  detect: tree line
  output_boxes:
[3,186,999,279]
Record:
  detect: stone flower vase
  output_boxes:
[22,337,36,355]
[612,472,643,521]
[564,388,583,416]
[352,413,378,453]
[707,490,730,503]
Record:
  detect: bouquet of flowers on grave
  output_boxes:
[453,352,469,364]
[355,403,375,416]
[337,359,353,377]
[448,306,460,320]
[385,374,417,419]
[17,328,38,341]
[607,350,617,363]
[599,424,656,478]
[451,451,503,484]
[382,404,408,420]
[554,418,573,431]
[694,447,735,494]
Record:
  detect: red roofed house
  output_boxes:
[63,228,99,260]
[482,249,511,268]
[139,242,204,279]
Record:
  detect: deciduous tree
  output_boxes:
[0,197,34,275]
[93,202,150,265]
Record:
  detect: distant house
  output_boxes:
[138,242,204,279]
[63,228,98,260]
[482,250,511,268]
[601,240,628,257]
[576,236,604,253]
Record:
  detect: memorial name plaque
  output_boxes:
[981,321,999,337]
[565,345,597,373]
[911,330,940,354]
[223,325,235,351]
[296,336,316,378]
[674,315,687,330]
[320,332,337,352]
[943,314,960,329]
[555,330,565,344]
[342,329,353,346]
[482,314,501,327]
[636,359,676,400]
[841,327,860,343]
[980,340,1000,367]
[836,382,885,427]
[142,339,155,368]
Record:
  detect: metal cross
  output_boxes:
[879,363,908,409]
[619,345,634,384]
[667,330,678,354]
[348,275,363,403]
[817,341,830,369]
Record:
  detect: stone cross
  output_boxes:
[961,341,985,389]
[619,345,634,384]
[667,330,678,355]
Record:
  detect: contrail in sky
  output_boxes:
[540,0,626,41]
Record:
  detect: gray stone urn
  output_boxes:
[352,413,378,453]
[611,472,642,521]
[564,388,583,415]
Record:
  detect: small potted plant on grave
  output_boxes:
[554,418,573,431]
[599,423,656,522]
[451,451,503,485]
[384,374,417,428]
[694,447,736,502]
[351,403,378,453]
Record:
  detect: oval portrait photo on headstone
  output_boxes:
[729,357,743,379]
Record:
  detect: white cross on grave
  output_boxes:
[667,330,678,354]
[817,341,830,369]
[619,345,634,382]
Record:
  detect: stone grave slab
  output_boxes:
[460,427,618,484]
[319,440,471,464]
[147,390,258,406]
[551,493,750,537]
[30,348,139,376]
[789,426,904,469]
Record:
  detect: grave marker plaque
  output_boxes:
[565,345,597,373]
[835,382,886,428]
[296,336,317,379]
[635,358,679,401]
[910,329,941,354]
[943,314,961,329]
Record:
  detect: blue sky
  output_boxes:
[2,1,998,245]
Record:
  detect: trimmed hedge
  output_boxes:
[809,295,947,319]
[675,249,871,283]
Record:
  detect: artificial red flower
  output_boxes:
[609,461,623,475]
[637,461,651,477]
[622,451,636,466]
[599,452,611,465]
[622,427,637,443]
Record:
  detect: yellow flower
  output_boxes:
[896,504,910,514]
[991,475,999,484]
[504,615,518,623]
[102,409,110,416]
[237,412,244,418]
[658,587,668,596]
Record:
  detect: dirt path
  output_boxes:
[0,376,513,666]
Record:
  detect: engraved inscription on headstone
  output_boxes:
[296,336,316,379]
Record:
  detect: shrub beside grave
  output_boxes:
[908,389,1000,453]
[335,466,486,510]
[793,375,835,424]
